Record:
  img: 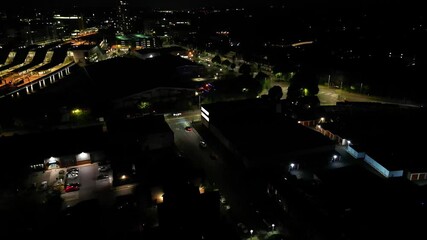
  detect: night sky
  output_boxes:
[3,0,423,11]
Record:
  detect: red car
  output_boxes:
[65,183,80,192]
[185,126,192,132]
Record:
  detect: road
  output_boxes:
[165,113,288,239]
[261,81,417,106]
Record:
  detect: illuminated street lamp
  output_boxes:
[195,91,201,109]
[289,163,295,171]
[272,223,275,231]
[250,229,254,239]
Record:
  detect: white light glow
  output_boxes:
[48,157,59,164]
[76,152,90,161]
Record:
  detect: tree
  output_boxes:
[222,59,231,67]
[286,69,319,101]
[239,63,252,76]
[268,86,283,102]
[255,71,268,81]
[138,101,151,110]
[212,55,221,64]
[209,75,261,101]
[255,71,270,90]
[272,63,297,75]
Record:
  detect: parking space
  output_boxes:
[58,163,113,208]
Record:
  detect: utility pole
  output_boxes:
[328,74,331,87]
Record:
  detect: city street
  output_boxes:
[166,113,288,239]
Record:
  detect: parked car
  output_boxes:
[64,183,80,192]
[67,171,79,179]
[98,165,111,172]
[199,140,207,148]
[97,174,109,180]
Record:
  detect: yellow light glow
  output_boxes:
[157,194,164,203]
[71,108,82,115]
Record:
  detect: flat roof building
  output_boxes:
[201,98,335,170]
[319,103,427,181]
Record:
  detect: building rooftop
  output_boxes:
[84,55,201,100]
[203,98,334,167]
[310,165,424,238]
[0,124,107,163]
[321,103,427,171]
[107,114,172,136]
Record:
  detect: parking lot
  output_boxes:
[27,162,113,209]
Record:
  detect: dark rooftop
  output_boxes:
[84,55,202,100]
[107,114,172,136]
[311,165,424,238]
[0,124,107,163]
[203,98,334,166]
[322,103,427,171]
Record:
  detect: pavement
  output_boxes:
[27,167,65,191]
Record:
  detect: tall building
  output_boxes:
[116,0,132,34]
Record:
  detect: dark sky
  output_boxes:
[57,0,283,9]
[3,0,423,11]
[5,0,266,9]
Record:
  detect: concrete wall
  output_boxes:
[347,145,365,159]
[364,154,390,178]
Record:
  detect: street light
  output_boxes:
[250,229,254,239]
[195,91,201,109]
[272,223,275,231]
[346,140,352,150]
[332,154,338,162]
